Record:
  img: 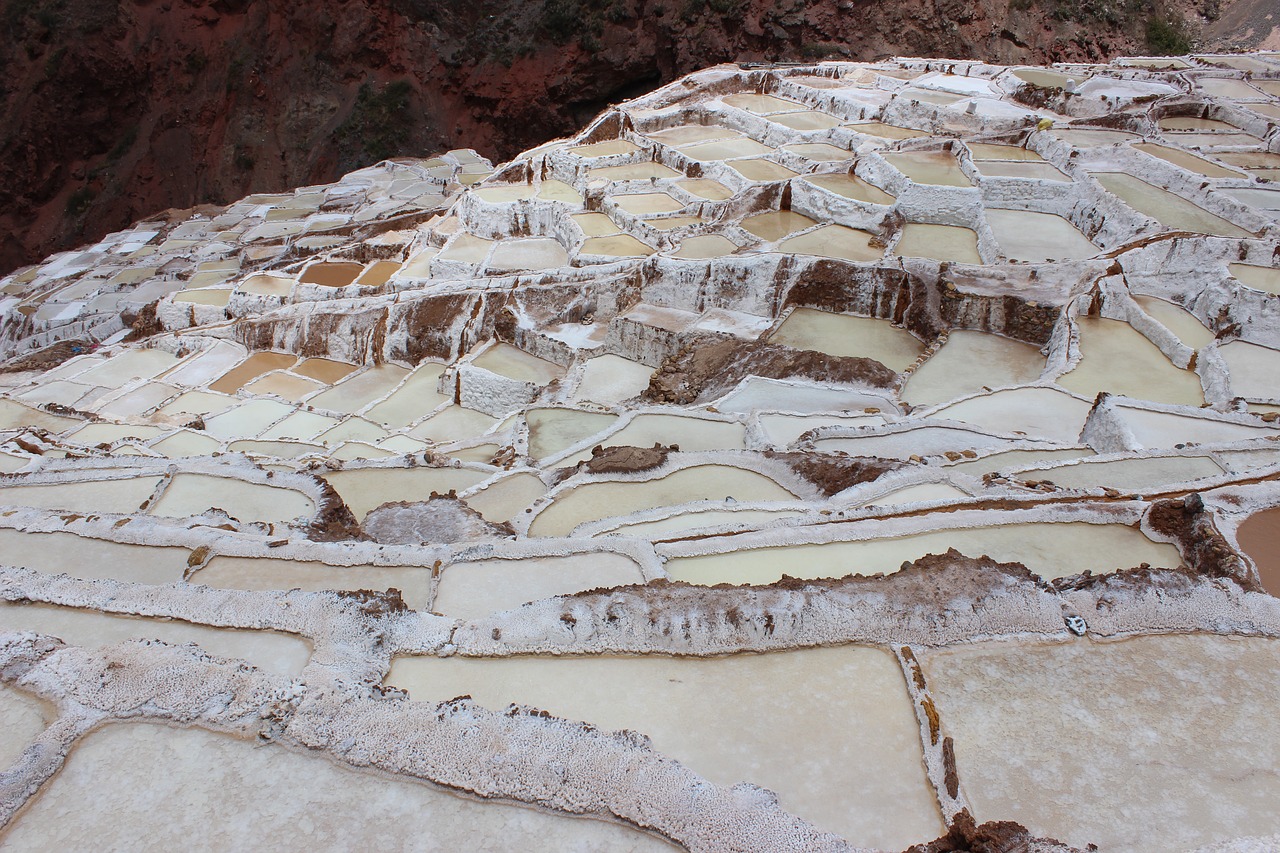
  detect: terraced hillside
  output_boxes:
[1,54,1280,851]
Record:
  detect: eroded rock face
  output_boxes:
[645,335,900,404]
[1,50,1280,853]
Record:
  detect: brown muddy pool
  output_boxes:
[1238,506,1280,594]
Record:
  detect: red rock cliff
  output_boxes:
[0,0,1253,275]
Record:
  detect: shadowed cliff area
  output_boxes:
[0,0,1258,275]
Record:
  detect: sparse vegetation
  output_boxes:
[1049,0,1144,27]
[801,41,847,60]
[65,185,95,217]
[1146,10,1192,55]
[184,51,208,76]
[4,0,119,36]
[541,0,588,43]
[106,124,137,162]
[604,0,631,23]
[537,0,610,51]
[681,0,742,22]
[334,80,417,171]
[43,44,66,78]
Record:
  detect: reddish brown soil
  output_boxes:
[768,450,903,496]
[0,0,1247,277]
[583,443,672,475]
[0,338,95,373]
[903,808,1076,853]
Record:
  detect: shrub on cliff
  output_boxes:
[1146,11,1192,55]
[334,80,417,172]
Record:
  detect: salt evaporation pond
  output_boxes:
[847,122,930,140]
[300,262,365,287]
[1058,317,1204,406]
[462,472,546,523]
[672,234,738,259]
[665,521,1181,585]
[757,413,884,446]
[208,351,297,394]
[571,355,653,405]
[1113,407,1270,449]
[526,408,618,460]
[741,211,816,242]
[1132,296,1214,349]
[529,465,797,537]
[410,405,498,444]
[323,467,490,520]
[715,378,894,415]
[432,553,644,619]
[1092,173,1252,238]
[984,209,1097,262]
[972,161,1070,182]
[607,507,802,537]
[1016,454,1223,491]
[149,474,315,524]
[882,151,973,187]
[0,724,673,852]
[192,556,433,611]
[362,362,449,428]
[561,413,745,463]
[1230,262,1280,295]
[1050,127,1139,147]
[769,308,923,371]
[388,646,945,850]
[894,224,980,263]
[777,225,882,262]
[930,387,1091,443]
[902,330,1045,407]
[813,425,1011,458]
[922,635,1280,852]
[307,364,410,413]
[802,173,895,204]
[0,528,187,585]
[1132,142,1244,179]
[0,687,51,769]
[1218,340,1280,400]
[0,602,311,677]
[0,477,162,514]
[472,343,564,385]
